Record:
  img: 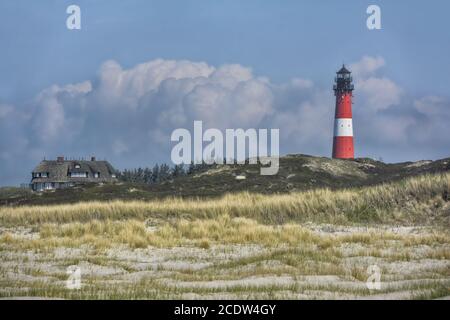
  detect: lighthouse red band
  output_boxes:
[332,65,354,159]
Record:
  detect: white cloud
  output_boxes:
[94,59,214,109]
[31,82,91,142]
[347,56,403,113]
[414,96,450,117]
[356,77,402,112]
[290,78,314,89]
[350,55,385,79]
[1,56,449,185]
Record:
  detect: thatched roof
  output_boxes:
[31,159,117,183]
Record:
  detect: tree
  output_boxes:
[118,162,190,185]
[143,167,152,184]
[187,161,196,175]
[151,164,160,183]
[159,164,170,181]
[172,164,185,178]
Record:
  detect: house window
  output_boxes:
[74,164,81,169]
[94,172,100,178]
[34,172,49,178]
[70,172,88,178]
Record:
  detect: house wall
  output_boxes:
[32,183,53,192]
[32,182,74,192]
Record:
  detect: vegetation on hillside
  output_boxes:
[1,155,449,206]
[1,172,448,227]
[0,172,448,299]
[0,156,448,299]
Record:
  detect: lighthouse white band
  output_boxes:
[334,118,353,137]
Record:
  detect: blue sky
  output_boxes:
[2,0,449,99]
[0,0,449,185]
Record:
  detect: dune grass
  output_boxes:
[2,214,449,252]
[1,214,449,299]
[0,173,448,227]
[0,172,449,299]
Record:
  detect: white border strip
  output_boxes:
[334,118,353,137]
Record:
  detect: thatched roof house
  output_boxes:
[31,156,117,191]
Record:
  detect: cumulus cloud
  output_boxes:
[348,58,450,159]
[30,82,92,142]
[349,56,402,113]
[356,77,402,112]
[93,59,214,109]
[350,55,385,79]
[0,56,449,185]
[414,96,450,117]
[270,84,334,156]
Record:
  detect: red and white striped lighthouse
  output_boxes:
[332,65,355,159]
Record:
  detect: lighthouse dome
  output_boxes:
[337,64,351,74]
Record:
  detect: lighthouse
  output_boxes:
[332,65,355,159]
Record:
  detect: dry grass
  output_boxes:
[2,215,449,252]
[0,173,449,299]
[1,218,448,299]
[0,217,315,250]
[0,216,448,299]
[0,173,448,227]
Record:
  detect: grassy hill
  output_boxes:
[1,154,449,206]
[1,169,449,299]
[0,155,449,299]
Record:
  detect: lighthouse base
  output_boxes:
[332,136,354,159]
